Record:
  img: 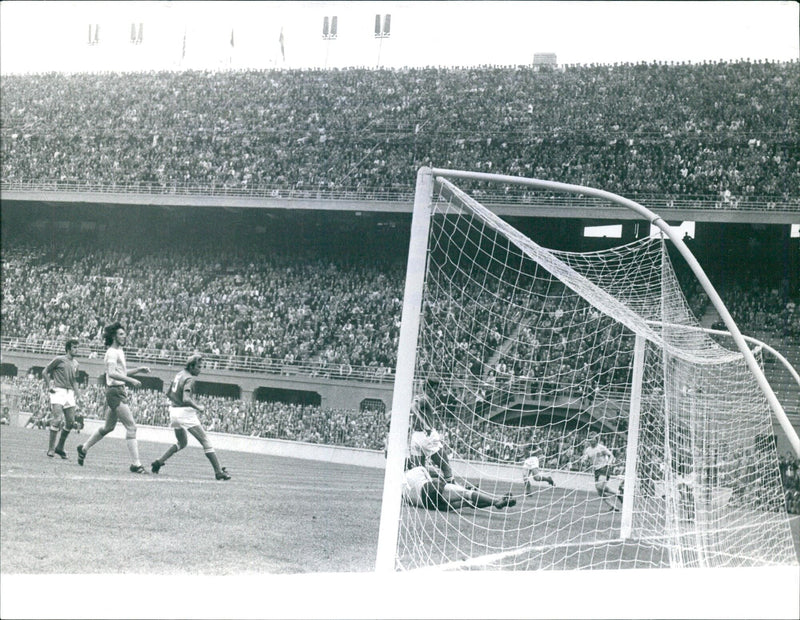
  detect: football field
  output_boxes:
[0,425,384,574]
[2,424,799,619]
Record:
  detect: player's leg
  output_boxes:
[151,428,188,474]
[429,449,453,483]
[47,404,64,457]
[537,473,556,487]
[54,406,75,458]
[596,477,619,511]
[115,403,145,473]
[188,425,230,480]
[443,482,515,510]
[78,404,116,465]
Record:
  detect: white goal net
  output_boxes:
[377,168,799,572]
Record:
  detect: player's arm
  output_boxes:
[42,358,57,392]
[106,356,139,387]
[182,382,204,413]
[71,361,82,399]
[128,366,150,376]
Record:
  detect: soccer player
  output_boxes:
[581,432,623,511]
[42,338,81,458]
[402,464,515,511]
[77,322,150,473]
[150,354,231,480]
[523,446,556,494]
[408,396,454,483]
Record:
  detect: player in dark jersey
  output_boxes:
[43,339,81,459]
[151,354,230,480]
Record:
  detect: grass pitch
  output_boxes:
[0,425,383,574]
[2,424,798,576]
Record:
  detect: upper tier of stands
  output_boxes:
[2,60,798,208]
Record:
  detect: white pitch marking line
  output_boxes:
[1,472,223,484]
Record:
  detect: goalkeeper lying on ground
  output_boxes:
[402,462,516,511]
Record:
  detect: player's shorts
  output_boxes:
[105,385,128,410]
[49,387,77,409]
[420,479,453,511]
[594,466,612,481]
[169,406,202,430]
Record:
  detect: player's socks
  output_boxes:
[157,444,180,465]
[56,429,70,451]
[55,430,70,457]
[152,443,180,474]
[47,429,58,455]
[82,429,104,451]
[126,438,141,467]
[204,449,223,475]
[76,444,87,465]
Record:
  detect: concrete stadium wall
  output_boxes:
[0,349,393,410]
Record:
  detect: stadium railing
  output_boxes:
[0,336,394,384]
[2,180,799,212]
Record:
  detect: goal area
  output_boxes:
[377,167,800,574]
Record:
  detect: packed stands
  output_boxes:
[2,61,799,208]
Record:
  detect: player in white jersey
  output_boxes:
[77,322,150,473]
[408,395,454,482]
[522,446,555,494]
[402,465,516,511]
[150,354,230,480]
[581,433,623,511]
[43,338,81,459]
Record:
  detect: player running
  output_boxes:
[42,338,81,459]
[151,354,231,480]
[581,432,623,511]
[522,446,556,494]
[77,322,150,473]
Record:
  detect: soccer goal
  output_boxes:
[376,167,800,573]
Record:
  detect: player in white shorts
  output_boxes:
[522,446,556,494]
[151,354,230,480]
[581,433,623,511]
[77,322,150,473]
[402,464,516,511]
[43,338,81,459]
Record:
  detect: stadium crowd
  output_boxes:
[2,238,797,385]
[2,60,798,206]
[1,376,388,449]
[1,241,404,377]
[713,280,800,341]
[779,452,800,514]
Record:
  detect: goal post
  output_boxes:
[376,166,800,573]
[376,168,435,572]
